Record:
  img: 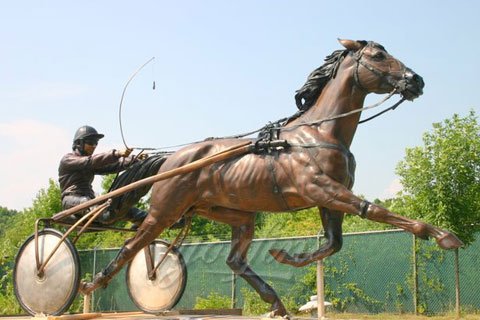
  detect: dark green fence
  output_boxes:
[78,230,480,315]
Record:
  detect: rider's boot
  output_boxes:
[126,207,148,230]
[170,216,186,229]
[126,207,185,230]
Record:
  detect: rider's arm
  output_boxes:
[93,149,137,174]
[60,150,122,172]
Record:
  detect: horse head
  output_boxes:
[339,39,424,101]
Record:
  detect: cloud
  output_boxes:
[0,120,70,210]
[382,178,403,199]
[1,82,88,104]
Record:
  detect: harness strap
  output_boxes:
[267,156,291,211]
[289,141,352,157]
[359,200,371,219]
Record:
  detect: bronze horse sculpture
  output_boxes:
[80,39,463,317]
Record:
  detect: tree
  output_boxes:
[0,207,18,238]
[0,179,62,314]
[0,179,62,264]
[395,110,480,246]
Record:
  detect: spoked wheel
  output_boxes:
[126,240,187,313]
[14,228,80,316]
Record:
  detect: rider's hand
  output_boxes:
[137,153,149,160]
[117,148,133,157]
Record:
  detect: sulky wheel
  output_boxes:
[13,228,80,316]
[126,240,187,313]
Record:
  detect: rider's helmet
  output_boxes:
[72,125,104,152]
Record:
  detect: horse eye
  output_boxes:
[372,52,386,61]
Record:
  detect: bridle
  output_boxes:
[351,42,409,94]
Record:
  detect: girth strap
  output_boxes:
[253,139,353,158]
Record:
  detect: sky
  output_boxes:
[0,1,479,211]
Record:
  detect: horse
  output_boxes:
[80,39,463,317]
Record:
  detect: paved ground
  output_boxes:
[0,311,317,320]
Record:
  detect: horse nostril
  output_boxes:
[413,74,425,89]
[405,69,424,89]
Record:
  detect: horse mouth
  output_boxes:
[400,73,424,101]
[401,86,423,101]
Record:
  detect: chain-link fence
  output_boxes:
[79,230,480,315]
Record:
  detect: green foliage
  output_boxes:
[67,273,92,313]
[255,209,320,238]
[385,283,408,314]
[292,252,383,313]
[413,239,448,315]
[341,214,393,233]
[0,179,61,264]
[0,179,62,314]
[74,230,127,250]
[0,268,22,315]
[101,173,116,194]
[188,216,231,241]
[240,287,270,315]
[255,207,389,239]
[396,110,480,246]
[194,291,231,309]
[0,207,19,238]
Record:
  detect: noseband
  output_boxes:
[351,43,408,94]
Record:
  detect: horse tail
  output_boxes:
[108,154,168,220]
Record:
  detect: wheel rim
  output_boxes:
[14,229,80,316]
[126,240,187,313]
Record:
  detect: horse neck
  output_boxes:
[290,66,366,148]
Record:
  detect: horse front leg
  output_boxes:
[310,175,463,250]
[224,211,288,318]
[363,202,463,249]
[269,208,344,267]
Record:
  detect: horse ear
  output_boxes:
[338,39,367,51]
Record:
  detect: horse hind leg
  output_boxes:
[270,208,344,267]
[79,212,172,295]
[219,209,288,318]
[80,184,196,295]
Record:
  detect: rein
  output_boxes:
[358,97,405,124]
[126,92,405,152]
[280,88,402,132]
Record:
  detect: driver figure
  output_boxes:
[58,125,147,226]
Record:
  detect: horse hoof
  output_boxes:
[436,233,463,250]
[79,281,95,295]
[261,311,276,319]
[260,310,289,319]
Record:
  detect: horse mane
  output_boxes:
[108,154,168,219]
[295,49,348,111]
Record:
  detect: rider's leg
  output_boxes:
[61,195,93,222]
[125,207,185,230]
